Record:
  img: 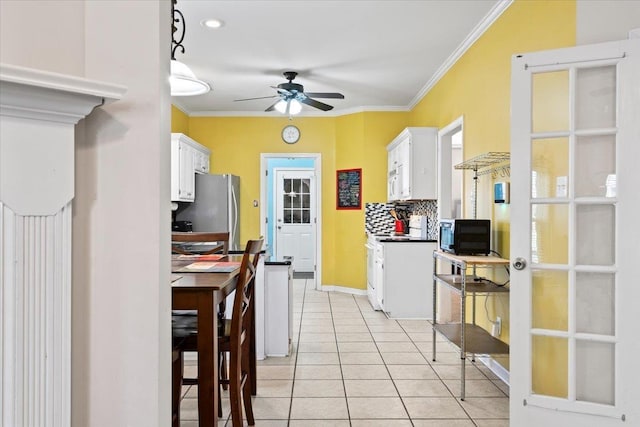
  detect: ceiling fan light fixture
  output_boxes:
[274,98,302,115]
[274,99,287,114]
[170,59,210,96]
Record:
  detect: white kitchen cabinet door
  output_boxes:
[381,241,435,318]
[387,145,399,202]
[171,133,210,202]
[178,142,195,201]
[194,149,210,174]
[386,127,437,201]
[397,136,412,199]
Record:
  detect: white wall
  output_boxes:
[577,0,640,44]
[1,1,171,426]
[0,0,85,76]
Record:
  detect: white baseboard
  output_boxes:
[320,285,367,296]
[477,355,510,385]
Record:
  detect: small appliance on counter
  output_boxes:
[172,220,192,232]
[408,215,429,239]
[439,219,491,255]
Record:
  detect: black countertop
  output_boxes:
[377,237,437,243]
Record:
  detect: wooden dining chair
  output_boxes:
[171,342,184,427]
[171,231,230,255]
[172,238,263,426]
[218,239,263,426]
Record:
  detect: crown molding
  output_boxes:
[408,0,514,110]
[186,104,408,118]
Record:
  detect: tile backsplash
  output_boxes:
[365,200,438,239]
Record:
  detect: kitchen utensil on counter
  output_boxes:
[390,209,398,220]
[394,219,405,235]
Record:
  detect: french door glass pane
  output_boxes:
[292,210,301,223]
[575,134,616,197]
[302,195,310,209]
[531,204,568,264]
[576,340,615,405]
[576,65,616,130]
[532,270,568,331]
[284,195,292,209]
[302,210,310,223]
[576,204,615,265]
[532,335,568,398]
[532,71,570,133]
[283,209,292,224]
[284,179,292,193]
[576,272,615,335]
[532,138,569,198]
[301,179,310,193]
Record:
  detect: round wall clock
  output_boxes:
[282,125,300,144]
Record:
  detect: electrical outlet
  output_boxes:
[492,316,502,337]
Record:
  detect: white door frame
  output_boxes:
[437,116,464,223]
[260,153,322,289]
[437,117,464,324]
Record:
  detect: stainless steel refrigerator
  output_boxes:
[176,174,240,250]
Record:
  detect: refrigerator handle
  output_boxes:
[231,183,238,250]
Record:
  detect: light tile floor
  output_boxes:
[179,278,510,426]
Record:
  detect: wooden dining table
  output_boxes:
[172,255,257,426]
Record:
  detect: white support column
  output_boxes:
[0,64,124,427]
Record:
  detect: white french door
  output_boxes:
[274,169,316,273]
[510,39,640,426]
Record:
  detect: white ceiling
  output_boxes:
[171,0,505,116]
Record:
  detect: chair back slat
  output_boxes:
[172,232,230,255]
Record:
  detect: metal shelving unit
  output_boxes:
[454,152,510,219]
[432,251,510,400]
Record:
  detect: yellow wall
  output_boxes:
[408,0,576,376]
[181,114,409,288]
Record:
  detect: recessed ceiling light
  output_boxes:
[201,19,224,29]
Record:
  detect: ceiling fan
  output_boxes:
[235,71,344,114]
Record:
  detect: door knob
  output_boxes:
[512,257,527,270]
[278,226,282,230]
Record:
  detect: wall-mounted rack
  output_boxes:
[454,152,510,219]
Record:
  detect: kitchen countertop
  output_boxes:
[378,237,437,243]
[369,233,436,243]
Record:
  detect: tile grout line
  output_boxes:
[329,289,353,425]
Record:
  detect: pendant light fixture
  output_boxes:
[171,0,210,96]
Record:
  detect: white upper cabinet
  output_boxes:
[171,133,211,202]
[387,127,437,201]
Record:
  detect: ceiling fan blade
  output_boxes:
[304,92,344,99]
[265,99,281,112]
[234,95,278,102]
[300,97,333,111]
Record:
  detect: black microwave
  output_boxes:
[439,219,491,255]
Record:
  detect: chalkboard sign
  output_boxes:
[336,168,362,210]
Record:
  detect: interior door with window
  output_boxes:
[275,169,316,273]
[510,39,639,426]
